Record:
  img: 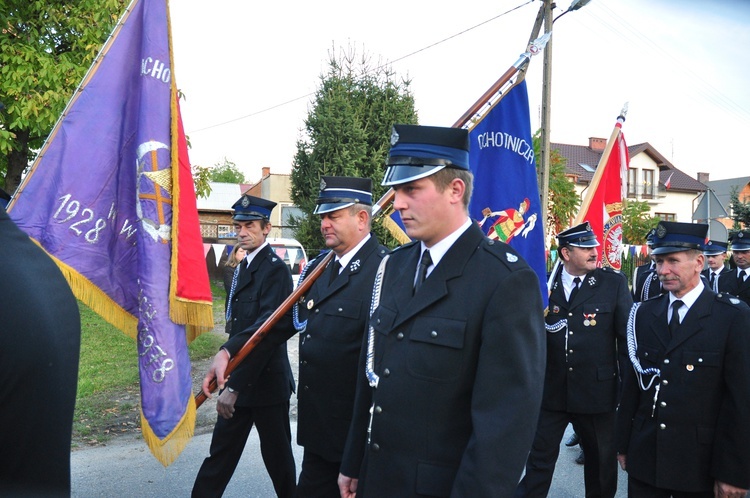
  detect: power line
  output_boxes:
[187,0,535,135]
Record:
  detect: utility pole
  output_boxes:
[539,0,554,241]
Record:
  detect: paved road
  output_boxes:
[71,423,627,497]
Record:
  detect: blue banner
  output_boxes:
[468,80,548,306]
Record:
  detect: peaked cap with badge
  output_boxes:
[556,221,600,248]
[382,124,470,186]
[313,176,373,215]
[646,228,656,247]
[729,229,750,251]
[703,238,728,256]
[650,221,708,255]
[231,194,276,221]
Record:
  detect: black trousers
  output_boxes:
[296,448,341,498]
[628,476,713,498]
[515,408,617,498]
[192,402,296,498]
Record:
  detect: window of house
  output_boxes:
[217,224,235,239]
[643,169,655,199]
[628,168,638,197]
[655,212,675,221]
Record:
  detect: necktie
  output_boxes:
[709,272,716,289]
[329,260,341,285]
[414,250,432,294]
[569,277,581,303]
[741,270,748,284]
[225,264,241,321]
[668,300,683,336]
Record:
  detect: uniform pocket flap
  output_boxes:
[323,298,362,320]
[410,317,465,349]
[681,351,720,367]
[584,302,612,314]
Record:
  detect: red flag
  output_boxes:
[578,121,629,270]
[664,172,674,190]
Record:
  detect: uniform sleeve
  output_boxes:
[614,272,634,385]
[339,321,372,478]
[224,262,295,391]
[451,266,547,496]
[711,305,750,488]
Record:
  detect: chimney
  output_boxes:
[589,137,606,151]
[262,167,270,178]
[697,172,710,184]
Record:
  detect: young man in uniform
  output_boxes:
[339,124,546,497]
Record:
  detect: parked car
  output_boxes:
[268,238,307,286]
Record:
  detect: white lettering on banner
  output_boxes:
[476,131,535,165]
[137,291,175,383]
[140,57,171,83]
[54,195,137,243]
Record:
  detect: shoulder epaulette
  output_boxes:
[716,292,748,307]
[481,238,523,268]
[390,240,419,253]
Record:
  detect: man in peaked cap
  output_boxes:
[194,195,297,498]
[339,124,546,497]
[632,227,663,302]
[273,176,388,497]
[516,221,632,498]
[717,230,750,306]
[702,238,730,292]
[616,221,750,497]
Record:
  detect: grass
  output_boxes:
[72,281,227,444]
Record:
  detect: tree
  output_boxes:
[532,130,579,238]
[208,157,246,183]
[729,186,750,229]
[0,1,125,193]
[621,199,659,244]
[290,45,417,254]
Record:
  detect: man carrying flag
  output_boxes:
[7,0,213,465]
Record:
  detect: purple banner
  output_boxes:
[9,0,193,464]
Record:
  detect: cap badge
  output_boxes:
[390,127,400,146]
[739,232,745,239]
[319,178,327,191]
[656,224,667,238]
[241,196,250,208]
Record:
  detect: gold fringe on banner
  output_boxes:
[33,239,139,339]
[380,216,411,245]
[170,297,214,343]
[140,397,196,467]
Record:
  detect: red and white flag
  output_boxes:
[577,116,629,270]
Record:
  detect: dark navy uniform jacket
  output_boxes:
[342,223,546,497]
[717,268,750,306]
[296,235,387,462]
[633,261,662,302]
[545,267,632,413]
[616,288,750,492]
[223,243,295,407]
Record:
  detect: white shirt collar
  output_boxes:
[245,241,269,267]
[418,218,472,278]
[335,233,371,272]
[669,279,704,311]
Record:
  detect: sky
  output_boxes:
[170,0,750,184]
